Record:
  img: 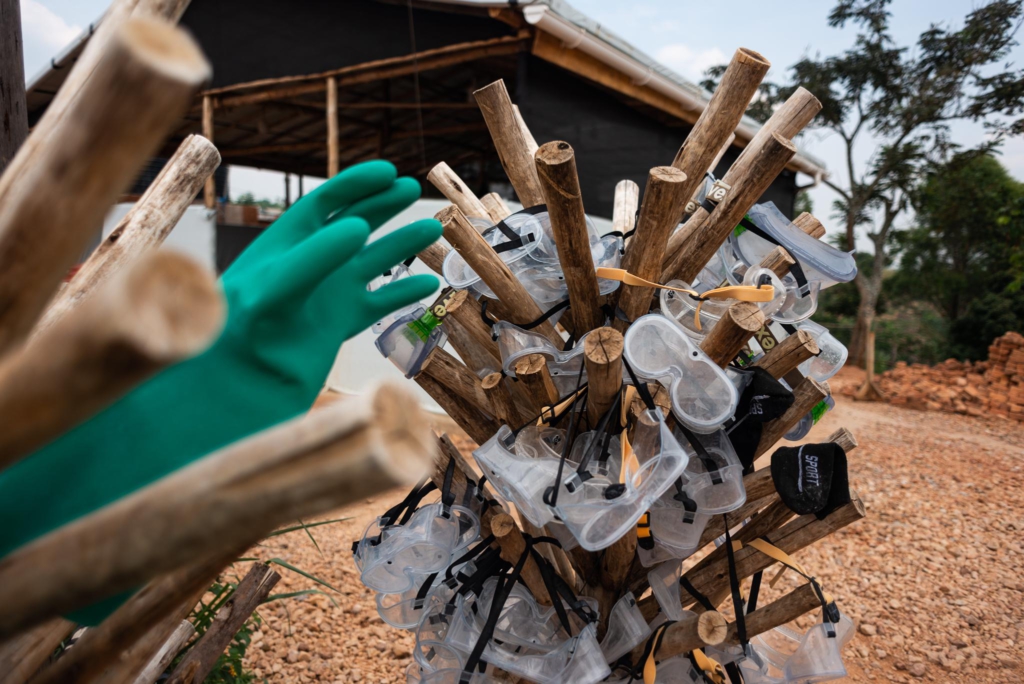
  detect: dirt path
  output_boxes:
[243,370,1024,683]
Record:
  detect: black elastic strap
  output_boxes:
[440,457,456,509]
[722,514,747,646]
[747,571,763,613]
[673,478,699,524]
[676,422,724,485]
[571,390,623,487]
[414,571,439,607]
[680,576,714,611]
[489,205,544,253]
[482,297,571,335]
[543,365,588,508]
[622,357,657,413]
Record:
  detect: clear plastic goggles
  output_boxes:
[555,411,689,551]
[493,322,589,395]
[599,592,652,663]
[796,320,848,382]
[646,484,712,563]
[676,428,746,515]
[660,278,732,343]
[647,561,688,621]
[739,613,855,684]
[742,267,787,318]
[473,425,564,529]
[784,395,835,442]
[623,314,739,433]
[486,622,610,684]
[442,214,543,291]
[355,502,480,594]
[720,242,821,325]
[375,306,448,378]
[376,565,464,630]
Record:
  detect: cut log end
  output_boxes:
[698,610,729,646]
[583,327,624,365]
[736,47,770,67]
[120,16,212,86]
[649,165,687,184]
[535,140,575,167]
[490,512,517,538]
[728,301,766,332]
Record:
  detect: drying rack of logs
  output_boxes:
[401,48,865,681]
[0,1,438,683]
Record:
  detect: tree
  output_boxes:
[705,0,1024,365]
[891,153,1024,322]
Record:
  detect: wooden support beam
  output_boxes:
[0,17,210,358]
[612,166,688,331]
[202,95,216,209]
[724,582,821,645]
[0,384,433,638]
[419,347,492,412]
[481,193,513,223]
[0,252,224,472]
[699,301,765,369]
[415,373,499,446]
[35,134,221,332]
[515,354,560,412]
[663,133,797,284]
[584,327,623,421]
[437,204,561,345]
[628,610,728,664]
[490,513,555,606]
[444,289,502,367]
[756,378,830,459]
[326,76,339,177]
[613,180,640,245]
[0,0,28,175]
[166,563,280,684]
[481,373,523,426]
[428,162,492,223]
[754,329,819,380]
[474,80,545,207]
[416,242,450,276]
[0,618,75,684]
[794,212,826,239]
[535,141,603,334]
[759,245,796,279]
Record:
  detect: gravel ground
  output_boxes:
[242,368,1024,683]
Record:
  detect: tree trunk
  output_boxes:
[0,0,28,174]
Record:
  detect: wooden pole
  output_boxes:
[490,513,555,606]
[628,610,728,664]
[663,133,797,284]
[671,48,770,210]
[444,289,502,368]
[855,330,885,401]
[473,80,545,207]
[0,252,224,471]
[512,105,539,157]
[35,134,221,333]
[759,245,797,279]
[514,354,560,411]
[326,76,339,177]
[129,620,195,684]
[535,141,603,334]
[202,95,216,209]
[419,347,492,412]
[613,180,640,246]
[0,0,28,175]
[754,329,819,380]
[755,378,830,458]
[612,166,688,331]
[0,18,211,358]
[165,563,280,684]
[0,384,433,638]
[416,242,450,276]
[481,373,524,426]
[0,618,75,684]
[699,302,765,368]
[415,373,499,445]
[794,212,826,239]
[427,162,491,222]
[436,204,561,345]
[584,327,623,421]
[724,582,821,645]
[481,193,513,223]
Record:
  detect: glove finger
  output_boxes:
[301,160,397,226]
[366,274,441,319]
[261,217,371,309]
[349,219,444,281]
[337,176,421,231]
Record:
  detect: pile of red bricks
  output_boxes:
[875,331,1024,421]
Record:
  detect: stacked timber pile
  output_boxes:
[356,47,867,684]
[872,331,1024,420]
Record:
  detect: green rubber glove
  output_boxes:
[0,161,442,620]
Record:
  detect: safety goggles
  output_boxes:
[738,614,854,684]
[492,322,590,395]
[500,233,624,304]
[442,212,543,292]
[784,394,835,442]
[622,314,739,433]
[555,410,690,551]
[600,592,653,663]
[675,427,746,515]
[375,305,448,378]
[659,278,733,342]
[370,264,420,334]
[720,242,821,325]
[473,425,565,529]
[645,483,712,563]
[796,320,848,382]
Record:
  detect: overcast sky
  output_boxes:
[17,0,1024,238]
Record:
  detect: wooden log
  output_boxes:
[481,193,513,223]
[427,162,492,222]
[671,48,770,214]
[515,354,560,412]
[724,582,821,645]
[699,302,765,368]
[166,563,280,684]
[0,618,75,684]
[535,141,603,334]
[436,204,561,345]
[326,76,339,177]
[202,95,216,209]
[664,133,797,284]
[709,133,737,174]
[688,499,796,579]
[612,167,688,332]
[759,245,796,279]
[754,329,819,380]
[416,242,450,276]
[490,513,554,606]
[0,17,211,358]
[444,289,502,367]
[516,517,578,592]
[755,378,830,459]
[512,105,539,157]
[442,315,500,377]
[0,384,433,638]
[793,212,826,239]
[599,534,636,594]
[419,347,492,413]
[0,251,224,471]
[473,81,545,207]
[31,547,244,684]
[482,373,524,426]
[628,610,728,664]
[584,327,623,421]
[129,620,195,684]
[35,134,221,333]
[613,180,640,245]
[827,427,858,453]
[415,373,499,446]
[0,0,28,175]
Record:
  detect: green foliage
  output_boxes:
[169,579,259,684]
[233,192,284,209]
[949,291,1024,359]
[795,190,814,215]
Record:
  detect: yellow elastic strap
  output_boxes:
[642,623,673,684]
[536,388,586,426]
[620,429,641,484]
[742,538,835,604]
[636,511,652,539]
[596,267,774,331]
[691,649,727,684]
